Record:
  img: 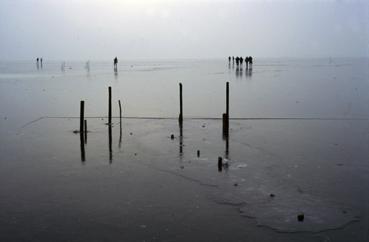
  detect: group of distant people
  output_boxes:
[36,57,43,68]
[228,56,253,68]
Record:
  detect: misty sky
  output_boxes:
[0,0,368,60]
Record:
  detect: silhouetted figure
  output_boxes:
[36,58,39,69]
[228,56,231,63]
[249,56,253,67]
[235,57,239,66]
[113,57,118,71]
[40,58,43,68]
[240,57,243,66]
[232,56,234,65]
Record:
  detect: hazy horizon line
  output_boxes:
[1,56,368,62]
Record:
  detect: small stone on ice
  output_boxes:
[297,213,304,222]
[270,193,275,198]
[170,134,175,139]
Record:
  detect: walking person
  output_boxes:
[113,57,118,71]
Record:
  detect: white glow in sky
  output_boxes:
[0,0,368,60]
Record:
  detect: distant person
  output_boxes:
[235,56,239,66]
[240,57,243,66]
[61,62,66,72]
[40,58,43,68]
[232,56,234,65]
[245,56,249,69]
[114,57,118,71]
[85,61,90,72]
[249,56,253,67]
[228,56,231,63]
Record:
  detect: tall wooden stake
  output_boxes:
[80,101,84,134]
[179,83,183,124]
[108,86,112,125]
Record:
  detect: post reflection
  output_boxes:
[114,69,118,80]
[225,133,229,159]
[119,118,122,149]
[245,67,252,78]
[222,126,229,159]
[109,124,113,163]
[80,132,85,162]
[179,122,183,157]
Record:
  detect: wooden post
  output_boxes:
[80,100,85,162]
[222,113,227,136]
[118,100,122,149]
[108,86,112,125]
[80,101,84,134]
[179,83,183,124]
[226,82,229,120]
[222,82,229,137]
[118,100,122,122]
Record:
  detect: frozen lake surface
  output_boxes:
[0,58,368,241]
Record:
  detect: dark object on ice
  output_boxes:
[234,183,238,187]
[297,213,304,222]
[218,157,223,172]
[171,134,175,140]
[40,58,43,68]
[130,132,133,135]
[270,193,275,198]
[197,150,200,157]
[240,57,243,65]
[228,56,231,63]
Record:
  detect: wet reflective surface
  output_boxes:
[0,59,368,241]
